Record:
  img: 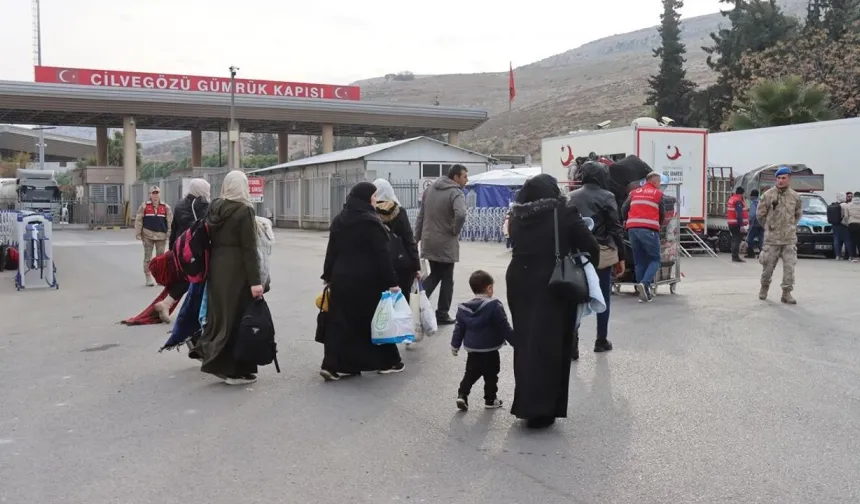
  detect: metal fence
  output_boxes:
[0,198,130,229]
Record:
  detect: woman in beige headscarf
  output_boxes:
[193,171,263,385]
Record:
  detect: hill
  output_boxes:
[139,0,806,163]
[353,0,807,159]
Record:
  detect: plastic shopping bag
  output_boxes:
[418,281,438,336]
[419,258,430,281]
[371,290,415,345]
[409,281,425,343]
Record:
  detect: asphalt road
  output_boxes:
[1,230,859,504]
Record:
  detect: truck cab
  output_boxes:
[15,169,62,215]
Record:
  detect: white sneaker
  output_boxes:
[145,277,155,287]
[225,375,257,386]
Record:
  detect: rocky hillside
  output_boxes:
[137,0,806,162]
[355,0,807,159]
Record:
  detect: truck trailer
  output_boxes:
[541,119,708,230]
[707,117,860,200]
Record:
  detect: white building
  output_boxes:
[250,136,497,229]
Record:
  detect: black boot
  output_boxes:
[594,338,613,353]
[572,329,580,361]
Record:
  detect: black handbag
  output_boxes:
[315,287,328,344]
[388,231,412,271]
[548,207,591,304]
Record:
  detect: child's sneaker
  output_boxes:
[456,395,469,411]
[484,398,503,409]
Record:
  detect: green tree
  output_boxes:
[823,0,860,39]
[728,75,836,130]
[312,136,361,155]
[247,133,277,155]
[107,131,142,167]
[701,0,798,130]
[646,0,697,124]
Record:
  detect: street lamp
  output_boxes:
[228,65,239,169]
[33,126,55,170]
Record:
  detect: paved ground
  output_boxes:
[1,229,859,504]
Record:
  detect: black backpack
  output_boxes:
[234,298,280,372]
[388,231,413,270]
[827,202,843,226]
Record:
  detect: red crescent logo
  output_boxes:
[560,145,574,167]
[57,69,78,84]
[666,145,681,161]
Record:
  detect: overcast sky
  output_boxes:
[0,0,725,85]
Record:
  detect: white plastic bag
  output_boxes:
[419,258,430,281]
[418,282,438,335]
[409,281,425,343]
[371,291,415,345]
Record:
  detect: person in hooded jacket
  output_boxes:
[152,178,211,323]
[193,171,263,386]
[506,174,599,429]
[320,182,404,381]
[373,179,420,298]
[450,270,514,411]
[567,161,624,357]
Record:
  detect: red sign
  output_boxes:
[248,176,264,203]
[33,66,360,100]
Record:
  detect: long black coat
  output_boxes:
[321,197,401,373]
[506,196,599,420]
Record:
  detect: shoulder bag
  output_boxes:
[597,208,620,268]
[548,207,591,304]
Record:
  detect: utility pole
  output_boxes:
[228,66,239,170]
[33,0,46,169]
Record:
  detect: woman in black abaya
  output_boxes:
[320,182,404,381]
[506,174,599,429]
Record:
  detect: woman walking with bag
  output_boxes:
[567,161,625,357]
[506,174,599,429]
[194,171,263,386]
[373,179,420,299]
[320,182,404,381]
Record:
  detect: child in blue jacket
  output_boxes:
[451,270,515,411]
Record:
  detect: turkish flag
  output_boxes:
[56,68,79,84]
[509,62,516,102]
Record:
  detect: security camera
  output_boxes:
[596,120,612,129]
[661,117,675,125]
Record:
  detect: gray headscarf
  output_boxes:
[188,178,211,201]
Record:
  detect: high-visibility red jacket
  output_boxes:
[625,185,663,232]
[726,194,749,227]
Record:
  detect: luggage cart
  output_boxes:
[13,211,59,291]
[612,183,681,296]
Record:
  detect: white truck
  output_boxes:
[1,169,63,215]
[707,117,860,199]
[541,119,709,230]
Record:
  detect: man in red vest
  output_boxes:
[134,185,173,286]
[622,172,665,302]
[726,186,749,262]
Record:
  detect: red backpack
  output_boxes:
[173,219,211,283]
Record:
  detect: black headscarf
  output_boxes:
[340,182,383,226]
[516,173,561,203]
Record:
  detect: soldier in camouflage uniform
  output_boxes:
[755,167,803,304]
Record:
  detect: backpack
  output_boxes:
[388,231,412,271]
[827,202,843,226]
[234,298,280,372]
[173,218,211,283]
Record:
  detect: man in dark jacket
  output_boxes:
[451,270,514,411]
[745,189,763,258]
[568,161,624,355]
[415,165,468,324]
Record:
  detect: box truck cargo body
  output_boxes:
[707,118,860,200]
[541,125,708,226]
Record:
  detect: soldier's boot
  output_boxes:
[145,274,155,287]
[781,290,796,305]
[759,284,769,300]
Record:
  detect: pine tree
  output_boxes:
[645,0,696,124]
[700,0,797,129]
[823,0,860,39]
[806,0,825,29]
